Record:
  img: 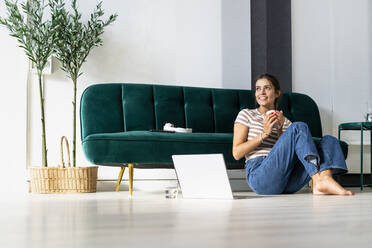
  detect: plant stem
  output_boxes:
[72,76,77,167]
[38,71,48,167]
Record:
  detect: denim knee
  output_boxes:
[287,121,309,133]
[292,121,309,129]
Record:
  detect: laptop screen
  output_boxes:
[172,154,233,199]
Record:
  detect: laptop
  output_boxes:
[172,154,234,199]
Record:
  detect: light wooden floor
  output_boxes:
[1,188,372,248]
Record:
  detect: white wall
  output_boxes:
[0,3,29,195]
[176,1,222,85]
[292,0,371,173]
[221,0,251,89]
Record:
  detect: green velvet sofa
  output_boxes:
[80,83,348,195]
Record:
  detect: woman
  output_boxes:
[233,73,354,195]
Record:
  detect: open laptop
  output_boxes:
[172,154,234,199]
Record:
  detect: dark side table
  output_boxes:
[338,122,372,190]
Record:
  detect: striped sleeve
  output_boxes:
[234,109,250,127]
[282,118,292,132]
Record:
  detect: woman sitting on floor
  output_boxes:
[232,73,354,195]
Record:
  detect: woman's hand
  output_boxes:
[262,113,278,138]
[276,110,285,130]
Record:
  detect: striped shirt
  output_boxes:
[235,108,292,162]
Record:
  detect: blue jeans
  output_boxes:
[245,122,348,194]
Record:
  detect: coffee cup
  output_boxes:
[266,110,280,128]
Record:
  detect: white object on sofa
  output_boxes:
[163,123,192,133]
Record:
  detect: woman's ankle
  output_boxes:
[320,169,332,178]
[311,172,320,180]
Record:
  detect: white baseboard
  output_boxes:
[99,178,252,192]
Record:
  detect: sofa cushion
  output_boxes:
[288,93,323,138]
[212,89,240,133]
[154,86,186,130]
[184,87,214,133]
[83,131,245,167]
[122,84,155,131]
[82,131,348,169]
[80,84,124,140]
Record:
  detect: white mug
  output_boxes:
[266,110,280,128]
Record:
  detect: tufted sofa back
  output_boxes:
[80,83,322,140]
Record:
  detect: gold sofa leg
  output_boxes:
[128,163,134,197]
[115,166,126,192]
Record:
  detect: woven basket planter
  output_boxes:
[29,136,98,193]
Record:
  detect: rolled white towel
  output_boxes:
[163,123,192,133]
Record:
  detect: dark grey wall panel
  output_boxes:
[251,0,292,92]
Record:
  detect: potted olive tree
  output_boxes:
[0,0,57,168]
[46,0,117,193]
[50,0,117,168]
[0,0,64,193]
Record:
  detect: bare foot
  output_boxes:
[312,175,354,196]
